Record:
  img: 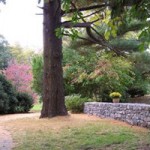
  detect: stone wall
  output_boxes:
[84,102,150,128]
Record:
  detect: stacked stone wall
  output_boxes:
[84,102,150,128]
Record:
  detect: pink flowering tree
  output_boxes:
[3,61,37,102]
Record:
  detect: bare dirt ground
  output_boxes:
[0,113,40,150]
[0,126,13,150]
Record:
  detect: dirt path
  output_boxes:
[0,126,13,150]
[0,112,40,150]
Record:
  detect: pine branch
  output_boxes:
[86,27,126,56]
[61,3,107,15]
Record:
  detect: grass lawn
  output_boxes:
[2,114,150,150]
[31,103,42,112]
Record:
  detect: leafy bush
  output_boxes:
[65,95,90,113]
[127,87,145,98]
[0,74,33,114]
[16,92,33,113]
[0,74,18,114]
[63,50,134,102]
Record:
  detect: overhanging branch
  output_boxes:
[61,19,99,28]
[63,33,104,49]
[61,22,91,28]
[86,27,126,56]
[61,3,107,15]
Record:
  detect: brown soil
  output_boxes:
[0,112,39,150]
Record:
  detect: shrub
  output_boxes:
[0,74,18,114]
[65,95,90,113]
[0,74,34,114]
[16,92,34,113]
[127,87,145,98]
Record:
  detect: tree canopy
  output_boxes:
[57,0,150,54]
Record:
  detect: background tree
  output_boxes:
[32,54,43,101]
[3,62,37,102]
[10,44,35,64]
[0,35,12,69]
[128,52,150,96]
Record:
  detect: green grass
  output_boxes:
[31,103,42,112]
[10,116,150,150]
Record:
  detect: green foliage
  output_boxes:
[30,46,149,102]
[31,55,43,99]
[16,92,33,113]
[126,1,150,50]
[63,48,134,101]
[110,39,140,52]
[55,27,65,38]
[10,44,35,64]
[104,1,150,50]
[65,94,90,113]
[139,26,150,51]
[31,103,42,112]
[132,52,150,77]
[0,74,33,114]
[0,74,18,114]
[129,52,150,95]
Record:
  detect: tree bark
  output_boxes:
[40,0,68,118]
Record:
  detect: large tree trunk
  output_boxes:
[40,0,68,118]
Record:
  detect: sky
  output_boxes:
[0,0,43,50]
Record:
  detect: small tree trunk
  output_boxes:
[40,0,68,118]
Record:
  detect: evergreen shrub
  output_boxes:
[0,74,18,114]
[16,92,33,113]
[0,74,33,114]
[65,94,90,113]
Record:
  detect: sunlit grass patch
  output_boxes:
[31,103,42,112]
